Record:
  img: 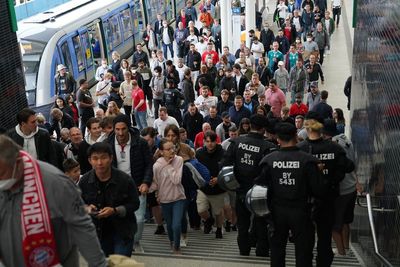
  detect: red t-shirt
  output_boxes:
[289,103,309,117]
[132,88,147,112]
[201,50,219,65]
[194,131,221,150]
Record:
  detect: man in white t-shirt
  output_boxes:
[194,86,218,117]
[176,58,190,90]
[153,107,179,137]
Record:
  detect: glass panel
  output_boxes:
[110,15,122,48]
[61,42,73,73]
[88,23,104,62]
[81,31,93,68]
[145,0,161,27]
[103,20,113,52]
[72,35,85,72]
[120,8,133,40]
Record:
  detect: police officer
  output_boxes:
[255,122,324,267]
[297,111,354,267]
[222,114,276,256]
[163,79,184,125]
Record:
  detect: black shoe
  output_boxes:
[240,251,250,256]
[232,224,237,231]
[154,225,166,235]
[203,217,214,234]
[216,227,223,239]
[224,221,231,232]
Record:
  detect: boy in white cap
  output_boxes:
[273,61,289,95]
[54,64,76,98]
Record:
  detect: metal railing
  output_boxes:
[356,194,396,267]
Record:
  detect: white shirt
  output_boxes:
[176,65,189,89]
[332,0,341,7]
[153,116,179,137]
[194,95,218,117]
[195,42,207,56]
[251,42,265,59]
[293,16,301,31]
[162,27,171,45]
[115,134,131,176]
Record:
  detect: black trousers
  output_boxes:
[313,200,335,267]
[270,206,314,267]
[236,194,269,256]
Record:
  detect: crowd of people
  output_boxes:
[0,0,359,266]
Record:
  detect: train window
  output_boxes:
[120,8,133,41]
[110,15,122,48]
[88,22,105,62]
[72,35,85,72]
[81,31,93,68]
[61,42,73,74]
[103,20,113,52]
[145,0,160,27]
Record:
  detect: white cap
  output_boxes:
[278,61,284,66]
[57,64,66,71]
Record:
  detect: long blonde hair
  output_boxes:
[105,101,121,116]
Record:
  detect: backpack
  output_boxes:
[184,159,211,188]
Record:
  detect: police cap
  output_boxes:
[305,111,324,124]
[275,122,297,140]
[250,114,269,128]
[266,118,279,134]
[309,81,318,88]
[111,81,121,89]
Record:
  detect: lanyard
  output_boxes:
[119,143,127,159]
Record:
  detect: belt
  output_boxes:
[333,6,341,8]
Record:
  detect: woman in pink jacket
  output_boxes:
[150,139,186,254]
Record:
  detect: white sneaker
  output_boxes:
[180,238,187,247]
[134,242,144,253]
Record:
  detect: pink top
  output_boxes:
[265,88,286,117]
[150,155,186,203]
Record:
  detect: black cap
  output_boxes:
[305,111,324,124]
[275,122,297,138]
[111,81,121,88]
[250,114,269,128]
[221,111,230,119]
[323,119,338,137]
[113,114,130,127]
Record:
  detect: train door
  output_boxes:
[131,0,145,46]
[78,27,95,82]
[87,21,106,67]
[57,34,85,83]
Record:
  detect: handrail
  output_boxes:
[356,195,396,212]
[366,193,394,267]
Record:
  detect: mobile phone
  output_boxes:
[89,211,100,216]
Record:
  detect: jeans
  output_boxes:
[134,195,147,243]
[134,111,148,130]
[100,232,134,257]
[163,43,174,59]
[161,199,186,249]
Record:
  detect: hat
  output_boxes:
[57,64,66,71]
[305,111,324,124]
[221,111,230,119]
[275,122,297,138]
[322,119,338,137]
[250,114,269,128]
[278,61,284,66]
[111,81,121,88]
[113,114,131,127]
[310,81,318,88]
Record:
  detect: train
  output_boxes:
[17,0,189,115]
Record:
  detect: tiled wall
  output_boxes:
[351,0,400,265]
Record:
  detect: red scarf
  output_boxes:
[20,151,61,267]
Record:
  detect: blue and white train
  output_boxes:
[18,0,188,115]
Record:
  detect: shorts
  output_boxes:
[333,191,357,231]
[143,87,153,100]
[223,191,237,208]
[147,192,159,208]
[196,190,227,216]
